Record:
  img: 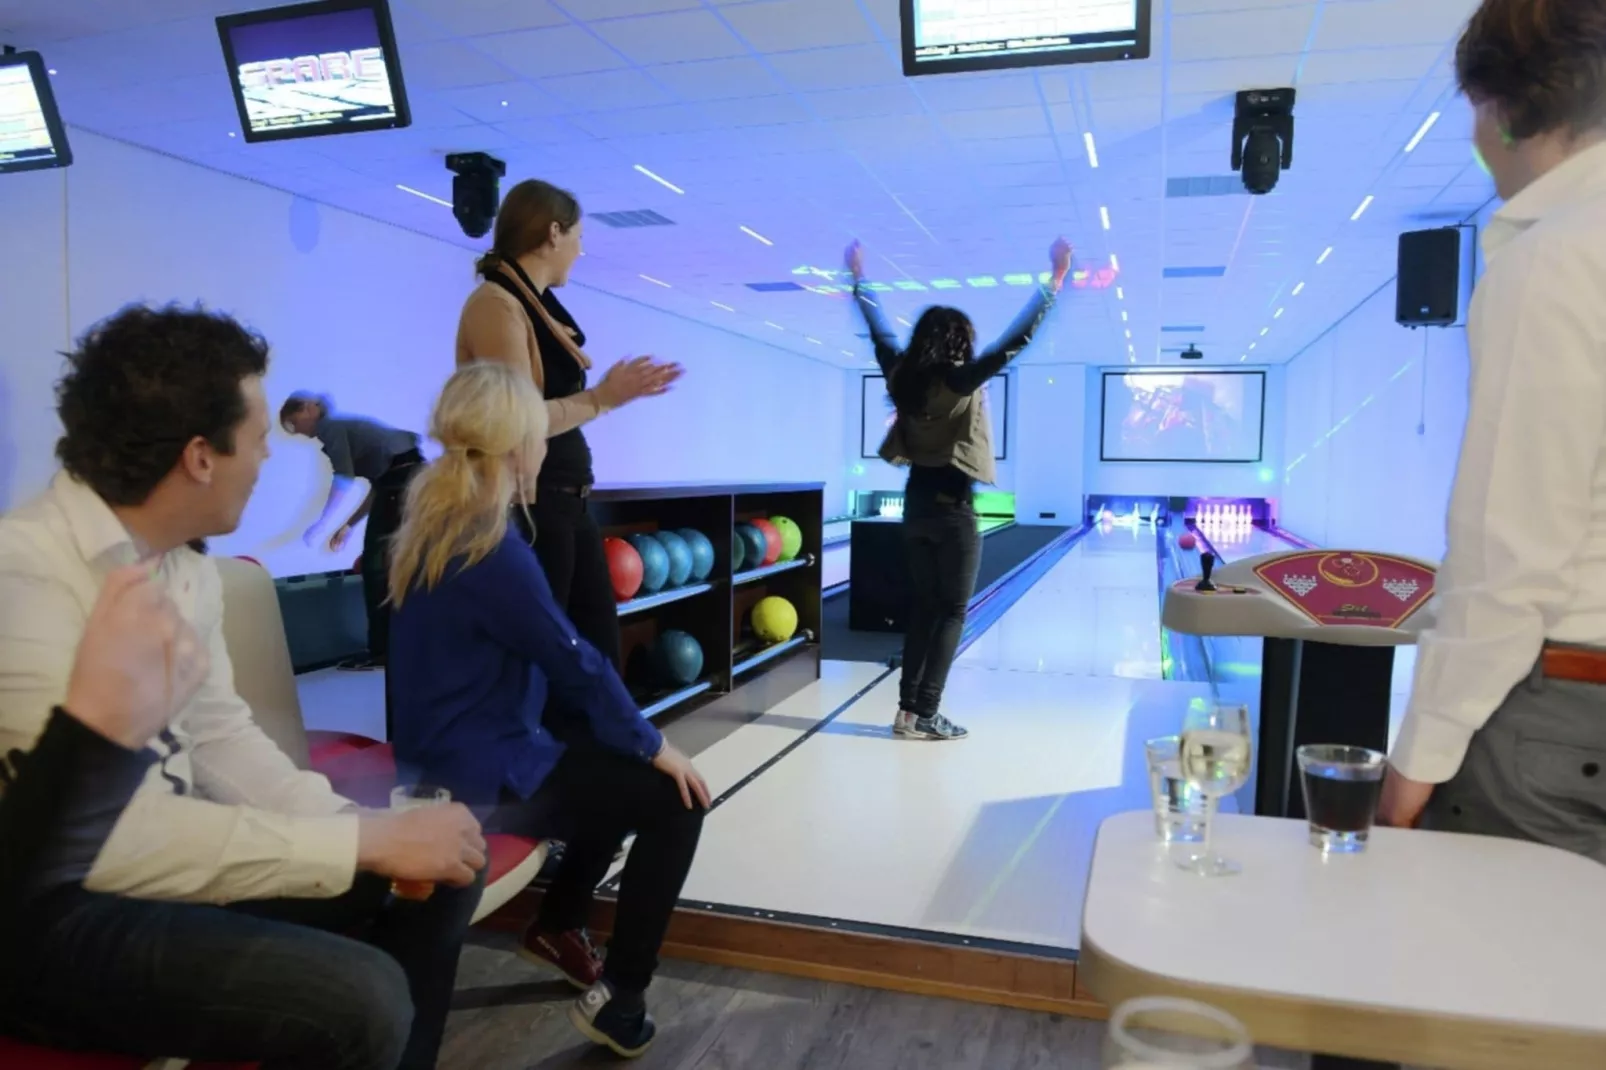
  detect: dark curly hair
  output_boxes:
[56,304,270,507]
[1456,0,1606,139]
[888,306,976,416]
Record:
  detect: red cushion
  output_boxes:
[310,740,397,810]
[485,834,541,885]
[0,1038,255,1068]
[305,730,384,767]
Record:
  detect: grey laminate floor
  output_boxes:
[443,932,1308,1070]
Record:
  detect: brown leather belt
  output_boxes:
[1541,643,1606,685]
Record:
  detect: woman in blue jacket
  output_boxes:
[387,361,709,1060]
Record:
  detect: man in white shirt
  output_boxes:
[0,305,487,1069]
[1380,0,1606,864]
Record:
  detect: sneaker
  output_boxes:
[336,654,384,672]
[893,710,920,737]
[518,928,603,990]
[910,713,969,741]
[570,981,656,1058]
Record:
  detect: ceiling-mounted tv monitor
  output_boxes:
[901,0,1152,77]
[216,0,410,143]
[0,50,72,173]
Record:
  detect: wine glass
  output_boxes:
[1176,703,1252,877]
[1102,996,1255,1068]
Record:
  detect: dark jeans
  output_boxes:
[0,870,482,1070]
[512,488,622,663]
[900,498,982,719]
[361,450,426,659]
[490,745,703,994]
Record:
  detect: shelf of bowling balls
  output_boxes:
[732,554,815,587]
[615,580,718,618]
[638,679,715,721]
[731,634,811,679]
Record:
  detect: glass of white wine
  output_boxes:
[1176,704,1252,877]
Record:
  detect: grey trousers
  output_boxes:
[1420,657,1606,865]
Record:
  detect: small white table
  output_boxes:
[1079,811,1606,1070]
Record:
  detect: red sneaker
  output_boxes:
[519,928,603,990]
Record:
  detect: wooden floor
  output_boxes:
[443,931,1310,1070]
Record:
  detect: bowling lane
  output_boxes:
[956,521,1164,678]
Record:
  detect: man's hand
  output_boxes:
[595,356,683,409]
[357,805,488,888]
[65,564,209,750]
[1377,765,1435,828]
[328,525,352,553]
[652,742,712,810]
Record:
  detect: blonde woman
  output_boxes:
[386,362,709,1059]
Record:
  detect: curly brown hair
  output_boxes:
[1456,0,1606,139]
[56,304,270,506]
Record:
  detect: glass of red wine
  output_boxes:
[1296,745,1387,853]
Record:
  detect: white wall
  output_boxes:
[1013,366,1085,523]
[1084,366,1285,502]
[1,131,847,575]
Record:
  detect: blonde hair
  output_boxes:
[389,362,548,607]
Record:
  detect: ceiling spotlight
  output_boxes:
[1181,344,1203,361]
[640,274,671,288]
[1404,111,1441,153]
[634,164,684,194]
[1292,281,1306,295]
[741,225,773,246]
[1084,132,1100,169]
[1317,247,1333,265]
[711,301,735,311]
[1350,195,1375,222]
[1100,206,1111,230]
[1232,88,1296,195]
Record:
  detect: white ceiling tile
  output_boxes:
[434,81,568,123]
[1299,45,1445,85]
[539,68,677,111]
[589,10,748,65]
[573,0,702,17]
[695,95,814,128]
[404,0,567,38]
[471,24,630,78]
[806,85,923,121]
[719,0,879,53]
[645,57,785,101]
[1312,0,1479,51]
[766,45,901,92]
[401,39,519,90]
[1171,7,1317,63]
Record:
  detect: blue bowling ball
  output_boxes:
[653,629,704,687]
[626,533,670,594]
[676,528,716,582]
[653,530,693,587]
[735,523,767,572]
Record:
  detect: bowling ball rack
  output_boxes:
[587,481,826,723]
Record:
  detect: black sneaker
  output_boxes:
[570,981,656,1058]
[910,713,969,741]
[336,654,385,672]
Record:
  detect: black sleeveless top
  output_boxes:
[486,264,595,486]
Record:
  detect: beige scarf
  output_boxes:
[491,258,592,373]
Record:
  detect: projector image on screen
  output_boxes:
[1101,370,1265,463]
[217,0,411,143]
[901,0,1152,76]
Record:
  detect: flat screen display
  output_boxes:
[217,0,410,143]
[1101,371,1265,463]
[901,0,1151,77]
[0,51,72,173]
[862,374,1009,461]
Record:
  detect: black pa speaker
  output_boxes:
[1396,228,1463,327]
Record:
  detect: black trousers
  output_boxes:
[360,450,426,660]
[512,488,621,663]
[0,870,482,1070]
[899,497,982,718]
[489,745,703,994]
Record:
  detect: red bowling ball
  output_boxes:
[604,536,645,601]
[1179,532,1198,551]
[750,518,783,566]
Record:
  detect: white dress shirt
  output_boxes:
[1394,139,1606,783]
[0,472,360,902]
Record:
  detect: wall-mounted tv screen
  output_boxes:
[1101,370,1265,463]
[901,0,1152,77]
[0,50,72,173]
[862,374,1009,461]
[217,0,410,143]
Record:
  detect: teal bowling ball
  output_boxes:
[653,530,694,587]
[653,629,704,687]
[731,525,747,571]
[626,533,670,593]
[735,523,767,571]
[676,528,716,582]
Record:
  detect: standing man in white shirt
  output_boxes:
[1380,0,1606,864]
[0,304,487,1069]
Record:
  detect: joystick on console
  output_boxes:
[1196,553,1218,593]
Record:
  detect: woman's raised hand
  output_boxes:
[1049,237,1074,285]
[844,240,865,281]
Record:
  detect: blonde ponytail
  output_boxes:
[388,362,549,607]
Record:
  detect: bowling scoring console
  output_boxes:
[1163,548,1437,820]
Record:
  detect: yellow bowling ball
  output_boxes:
[751,596,798,644]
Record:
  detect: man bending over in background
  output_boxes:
[0,305,484,1070]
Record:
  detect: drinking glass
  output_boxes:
[1144,736,1210,843]
[1103,996,1255,1068]
[1296,744,1387,853]
[388,784,450,901]
[1176,704,1252,877]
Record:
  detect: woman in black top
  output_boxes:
[848,238,1072,740]
[456,180,683,668]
